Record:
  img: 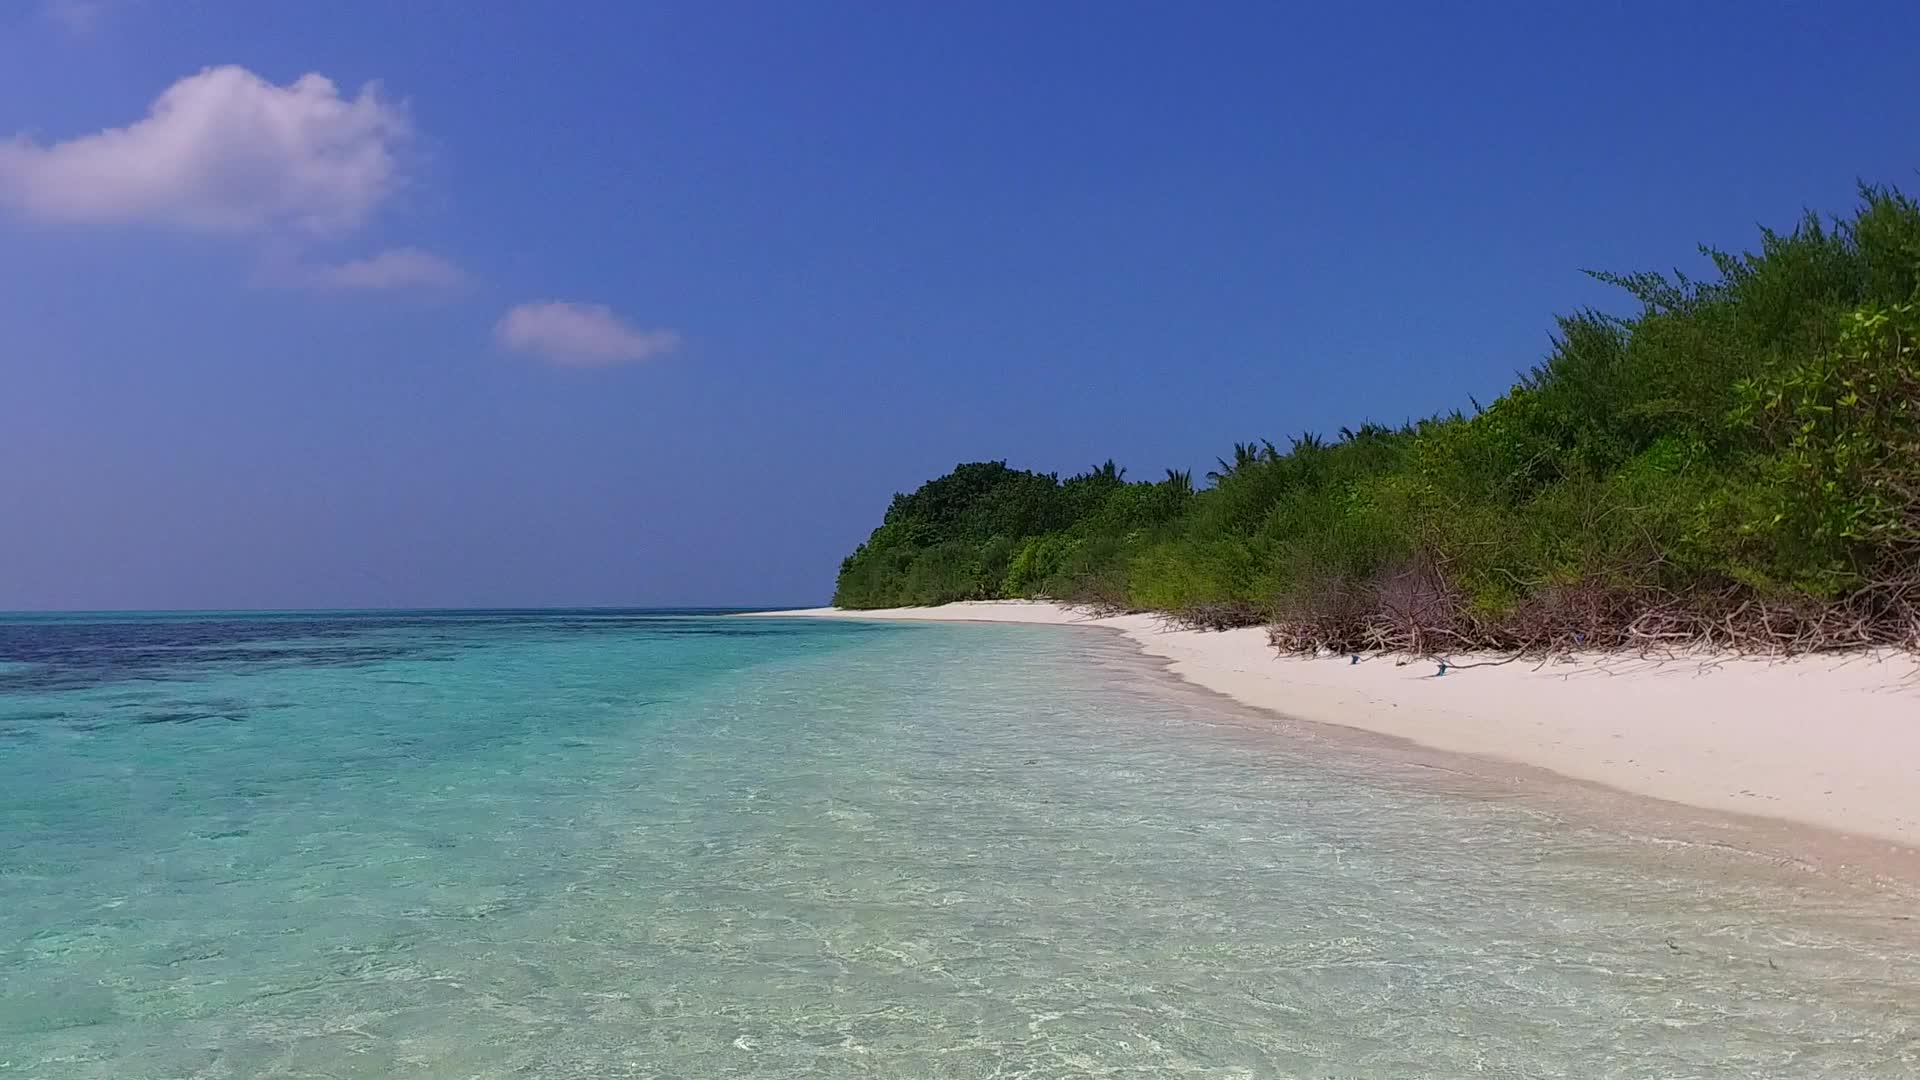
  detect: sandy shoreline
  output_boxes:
[749,601,1920,859]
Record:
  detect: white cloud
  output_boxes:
[0,65,408,234]
[495,301,680,367]
[295,247,464,291]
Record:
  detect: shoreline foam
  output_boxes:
[748,602,1920,861]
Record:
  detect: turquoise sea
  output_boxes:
[2,610,1916,1078]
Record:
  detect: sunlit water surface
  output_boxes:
[2,611,1915,1078]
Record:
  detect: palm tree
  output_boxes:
[1207,441,1263,482]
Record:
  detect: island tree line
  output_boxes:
[833,184,1920,655]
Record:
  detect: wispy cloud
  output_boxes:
[288,247,465,292]
[42,0,112,35]
[0,65,409,235]
[495,301,680,367]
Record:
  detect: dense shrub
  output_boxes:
[832,185,1920,653]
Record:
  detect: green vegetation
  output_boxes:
[834,185,1920,654]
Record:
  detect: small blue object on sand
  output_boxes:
[1436,662,1449,677]
[1349,654,1359,665]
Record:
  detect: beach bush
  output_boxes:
[831,184,1920,653]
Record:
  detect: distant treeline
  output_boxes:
[834,185,1920,654]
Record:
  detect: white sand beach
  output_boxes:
[755,601,1920,854]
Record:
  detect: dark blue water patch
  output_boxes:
[131,711,245,726]
[0,615,430,692]
[0,611,898,691]
[0,609,893,693]
[0,708,68,722]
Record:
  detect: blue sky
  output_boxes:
[1,2,1915,609]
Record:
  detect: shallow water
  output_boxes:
[2,611,1915,1078]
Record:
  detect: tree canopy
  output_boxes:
[834,184,1920,654]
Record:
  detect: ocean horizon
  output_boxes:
[3,609,1916,1077]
